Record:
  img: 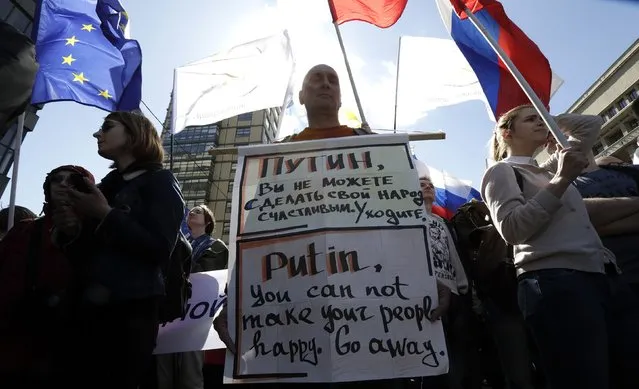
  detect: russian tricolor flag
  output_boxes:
[435,0,561,118]
[414,157,481,220]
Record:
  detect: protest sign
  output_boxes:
[154,270,227,354]
[425,217,459,292]
[224,134,447,383]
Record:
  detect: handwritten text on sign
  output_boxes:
[154,270,227,355]
[233,229,445,382]
[238,143,426,236]
[225,135,447,383]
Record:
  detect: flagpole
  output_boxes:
[276,35,296,135]
[7,112,25,231]
[170,134,174,170]
[333,22,368,130]
[461,6,568,148]
[276,94,291,135]
[393,36,403,133]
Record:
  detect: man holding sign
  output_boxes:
[215,64,455,387]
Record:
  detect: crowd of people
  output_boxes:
[1,63,639,389]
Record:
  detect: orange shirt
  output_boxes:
[289,125,358,141]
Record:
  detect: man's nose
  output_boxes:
[319,76,331,88]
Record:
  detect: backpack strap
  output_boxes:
[506,167,524,260]
[512,166,524,192]
[25,218,45,294]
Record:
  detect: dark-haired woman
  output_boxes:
[156,204,229,389]
[65,111,185,389]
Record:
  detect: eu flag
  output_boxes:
[31,0,142,112]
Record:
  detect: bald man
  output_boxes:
[214,65,428,389]
[281,64,371,142]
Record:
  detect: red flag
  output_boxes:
[449,0,486,17]
[328,0,408,28]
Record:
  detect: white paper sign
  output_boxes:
[224,135,448,383]
[154,270,227,355]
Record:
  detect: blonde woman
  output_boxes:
[481,105,639,389]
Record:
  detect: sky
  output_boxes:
[2,0,639,213]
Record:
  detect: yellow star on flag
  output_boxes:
[72,72,89,84]
[98,90,113,99]
[61,54,76,65]
[81,24,95,32]
[119,23,126,31]
[65,36,79,46]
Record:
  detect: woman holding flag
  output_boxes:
[482,105,639,389]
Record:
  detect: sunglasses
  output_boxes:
[98,121,123,133]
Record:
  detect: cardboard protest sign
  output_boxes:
[154,270,227,354]
[224,134,447,383]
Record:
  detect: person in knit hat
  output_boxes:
[42,165,96,243]
[0,164,95,388]
[0,205,36,240]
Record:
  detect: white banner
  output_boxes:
[154,270,228,355]
[224,134,448,384]
[171,30,294,134]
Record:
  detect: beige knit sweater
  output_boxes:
[481,161,606,276]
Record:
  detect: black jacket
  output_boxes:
[192,239,228,273]
[86,168,185,302]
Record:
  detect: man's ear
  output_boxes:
[298,90,304,106]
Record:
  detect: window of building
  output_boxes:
[0,2,14,19]
[630,88,639,101]
[225,201,232,214]
[222,223,231,235]
[5,5,32,34]
[619,99,629,110]
[606,129,623,145]
[182,180,209,193]
[230,162,237,173]
[592,142,604,155]
[237,112,253,122]
[627,118,639,130]
[607,107,618,118]
[236,127,251,137]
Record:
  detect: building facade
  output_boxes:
[162,103,281,243]
[537,39,639,164]
[0,0,40,196]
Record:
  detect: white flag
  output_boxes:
[171,31,294,134]
[396,36,563,123]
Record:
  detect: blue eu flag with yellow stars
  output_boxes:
[31,0,142,112]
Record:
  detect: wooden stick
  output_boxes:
[208,131,446,155]
[334,22,367,127]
